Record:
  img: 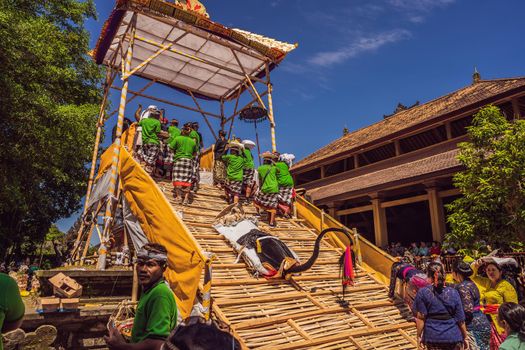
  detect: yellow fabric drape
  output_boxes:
[95,144,206,318]
[96,125,137,180]
[118,147,206,318]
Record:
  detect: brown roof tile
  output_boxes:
[294,77,525,170]
[309,149,461,201]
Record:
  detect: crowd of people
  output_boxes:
[132,104,297,225]
[214,138,296,227]
[387,241,458,258]
[390,254,525,350]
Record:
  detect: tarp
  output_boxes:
[122,197,148,251]
[119,147,207,318]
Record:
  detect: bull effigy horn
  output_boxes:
[283,228,354,275]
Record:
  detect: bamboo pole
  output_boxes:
[267,83,277,152]
[97,15,136,270]
[72,68,117,258]
[188,91,218,141]
[131,263,139,302]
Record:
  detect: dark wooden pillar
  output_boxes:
[370,194,388,247]
[426,185,446,242]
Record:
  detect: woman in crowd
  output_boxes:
[413,262,468,350]
[497,302,525,350]
[472,258,519,348]
[452,261,491,350]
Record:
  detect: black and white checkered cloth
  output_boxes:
[278,186,294,205]
[172,157,194,186]
[163,147,174,179]
[225,179,243,196]
[243,168,255,187]
[142,144,160,167]
[254,190,279,209]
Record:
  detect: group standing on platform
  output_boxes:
[132,104,297,224]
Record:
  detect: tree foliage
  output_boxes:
[0,0,103,259]
[446,105,525,252]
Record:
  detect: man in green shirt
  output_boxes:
[169,126,198,205]
[241,140,256,202]
[136,109,162,175]
[221,142,245,204]
[164,119,180,180]
[1,273,25,350]
[105,243,177,350]
[274,152,296,217]
[254,152,280,227]
[189,122,203,193]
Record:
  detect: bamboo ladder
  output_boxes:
[157,180,417,349]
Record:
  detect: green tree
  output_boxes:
[0,0,103,259]
[446,105,525,252]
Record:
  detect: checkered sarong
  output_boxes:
[164,147,174,179]
[190,157,200,192]
[278,186,294,205]
[172,158,194,187]
[254,190,279,209]
[243,168,255,187]
[142,144,160,167]
[225,179,243,196]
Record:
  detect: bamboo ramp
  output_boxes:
[157,180,417,349]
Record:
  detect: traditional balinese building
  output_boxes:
[292,73,525,248]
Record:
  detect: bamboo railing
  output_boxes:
[295,196,396,285]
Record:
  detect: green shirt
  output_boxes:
[0,274,25,350]
[139,118,161,145]
[243,149,254,170]
[500,333,525,350]
[131,279,177,344]
[189,130,201,150]
[275,161,294,187]
[222,154,245,181]
[167,126,181,144]
[258,164,279,194]
[169,135,197,162]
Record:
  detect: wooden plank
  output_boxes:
[287,319,312,341]
[380,194,428,208]
[336,205,373,216]
[438,188,460,198]
[234,300,399,330]
[399,328,418,348]
[257,322,415,350]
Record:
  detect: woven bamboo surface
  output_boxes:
[157,181,417,349]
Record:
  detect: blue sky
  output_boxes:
[56,0,525,232]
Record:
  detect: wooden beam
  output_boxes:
[394,140,401,156]
[110,86,222,119]
[427,187,446,242]
[256,322,415,349]
[353,154,360,168]
[234,300,400,330]
[287,319,312,340]
[445,121,453,139]
[337,205,373,216]
[438,188,460,198]
[512,98,521,119]
[371,197,388,247]
[380,194,429,209]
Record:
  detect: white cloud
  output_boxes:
[308,29,411,67]
[388,0,455,12]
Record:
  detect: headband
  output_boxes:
[137,248,168,263]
